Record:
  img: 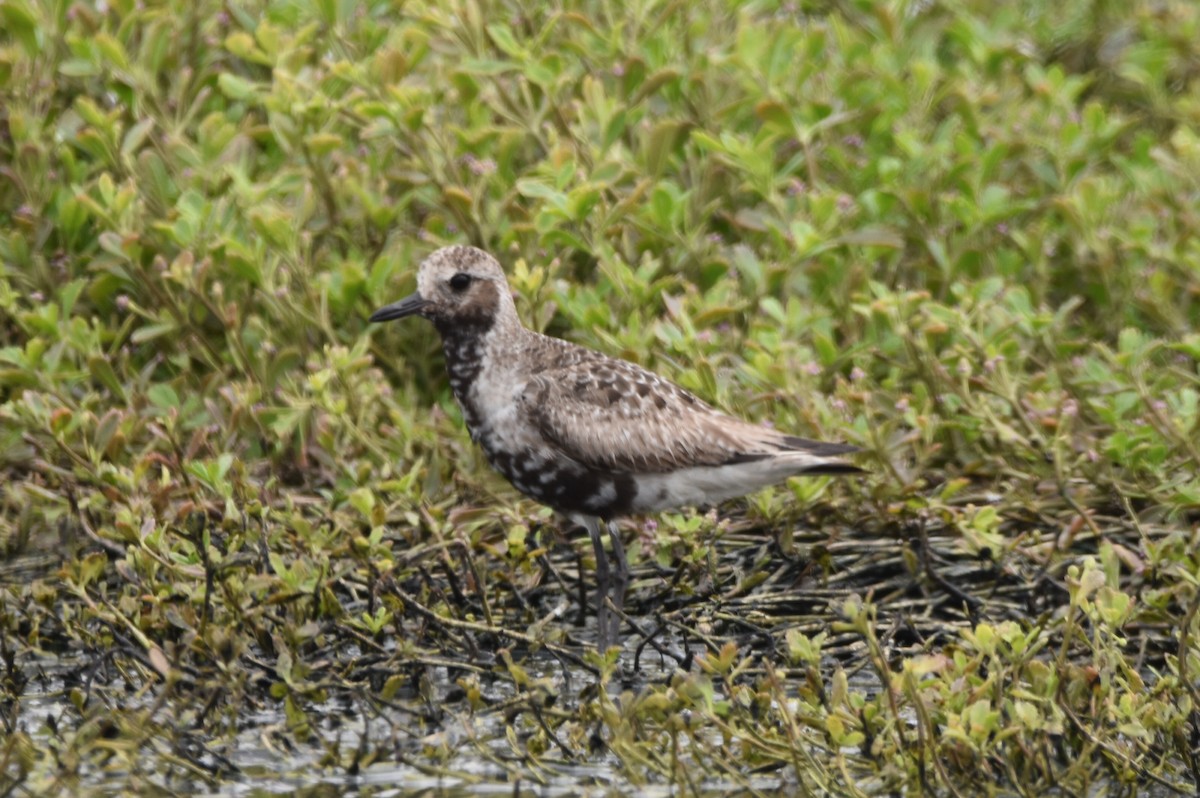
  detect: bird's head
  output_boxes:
[369,245,516,333]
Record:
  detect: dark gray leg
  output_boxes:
[607,520,629,626]
[583,516,613,650]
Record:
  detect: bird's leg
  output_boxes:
[606,520,629,630]
[583,516,613,651]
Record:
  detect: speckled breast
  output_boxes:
[440,328,637,520]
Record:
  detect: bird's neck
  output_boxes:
[439,322,489,402]
[437,315,527,414]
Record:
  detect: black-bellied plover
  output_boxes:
[370,245,862,650]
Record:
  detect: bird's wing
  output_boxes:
[517,354,856,474]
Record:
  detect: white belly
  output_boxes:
[630,458,807,513]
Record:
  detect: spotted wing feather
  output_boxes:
[519,351,855,474]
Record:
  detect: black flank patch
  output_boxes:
[488,457,636,520]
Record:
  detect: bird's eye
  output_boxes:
[448,272,472,292]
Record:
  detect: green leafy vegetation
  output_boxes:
[2,0,1198,793]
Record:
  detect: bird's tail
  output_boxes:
[777,435,864,475]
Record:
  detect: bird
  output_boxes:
[369,245,862,651]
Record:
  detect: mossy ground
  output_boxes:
[1,0,1199,794]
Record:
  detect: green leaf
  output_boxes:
[59,279,86,318]
[147,384,180,410]
[348,487,375,517]
[836,225,904,249]
[92,409,123,456]
[457,59,518,76]
[516,179,567,209]
[88,356,127,403]
[121,118,155,159]
[305,132,343,156]
[629,68,679,104]
[131,321,178,343]
[94,32,129,69]
[59,59,99,78]
[0,0,40,57]
[485,24,524,58]
[217,72,257,100]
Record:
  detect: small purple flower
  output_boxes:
[831,398,847,412]
[1151,400,1168,414]
[612,62,625,77]
[786,178,807,196]
[1087,449,1099,462]
[1062,399,1078,418]
[836,194,854,212]
[995,222,1009,235]
[707,232,724,244]
[956,359,971,377]
[116,295,130,311]
[803,361,821,376]
[30,291,45,303]
[895,397,910,412]
[841,134,864,149]
[984,355,1004,373]
[471,158,496,176]
[850,366,866,382]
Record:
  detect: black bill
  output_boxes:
[369,293,428,322]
